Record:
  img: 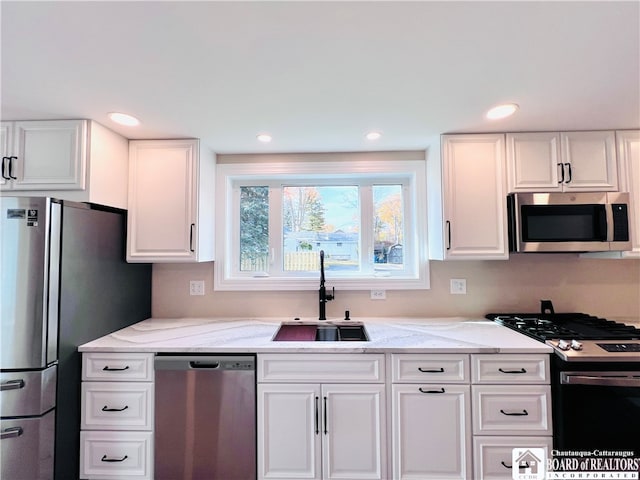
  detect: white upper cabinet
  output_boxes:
[1,120,86,191]
[617,130,640,257]
[127,139,215,263]
[1,120,129,208]
[507,131,618,193]
[440,133,508,260]
[506,132,561,192]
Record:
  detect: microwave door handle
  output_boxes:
[604,204,614,241]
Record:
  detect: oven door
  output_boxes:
[554,370,640,451]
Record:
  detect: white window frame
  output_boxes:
[214,159,429,291]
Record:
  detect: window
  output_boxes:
[215,157,429,291]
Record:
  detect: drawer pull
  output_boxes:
[418,367,444,373]
[502,460,529,469]
[101,405,129,412]
[0,379,25,391]
[498,368,527,374]
[419,387,445,394]
[1,426,23,440]
[102,365,130,372]
[500,409,528,416]
[101,454,128,463]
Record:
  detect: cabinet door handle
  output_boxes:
[500,409,528,416]
[101,454,128,463]
[0,379,25,391]
[314,396,319,435]
[323,396,328,435]
[190,223,196,252]
[101,405,129,412]
[0,426,23,440]
[557,162,564,183]
[419,387,445,394]
[446,221,451,250]
[564,163,572,183]
[418,367,444,373]
[498,368,527,374]
[8,156,17,179]
[1,157,8,180]
[102,365,130,372]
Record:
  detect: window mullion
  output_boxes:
[359,184,374,275]
[269,184,283,275]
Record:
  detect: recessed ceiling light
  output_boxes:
[257,133,272,143]
[366,131,382,140]
[486,103,519,120]
[108,112,140,126]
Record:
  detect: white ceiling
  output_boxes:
[2,1,639,154]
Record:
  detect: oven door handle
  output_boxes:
[561,372,640,387]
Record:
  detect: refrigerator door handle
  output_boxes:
[0,426,24,440]
[0,379,25,391]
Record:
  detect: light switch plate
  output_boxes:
[370,289,386,300]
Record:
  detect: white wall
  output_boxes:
[152,255,640,321]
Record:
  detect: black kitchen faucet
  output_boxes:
[319,250,334,320]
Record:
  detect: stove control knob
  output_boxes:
[570,340,583,351]
[557,340,570,351]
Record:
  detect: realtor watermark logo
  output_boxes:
[511,447,639,479]
[512,448,546,480]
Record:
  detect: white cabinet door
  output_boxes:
[322,384,386,480]
[1,120,87,191]
[258,383,321,480]
[506,132,562,192]
[127,139,215,262]
[617,130,640,257]
[392,384,471,480]
[258,383,386,480]
[442,134,508,259]
[560,131,618,191]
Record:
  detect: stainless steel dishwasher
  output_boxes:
[154,354,256,479]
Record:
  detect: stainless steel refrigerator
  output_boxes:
[1,197,152,480]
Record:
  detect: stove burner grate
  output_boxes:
[487,313,640,342]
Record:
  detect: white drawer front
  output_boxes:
[81,382,153,430]
[80,430,153,480]
[473,436,553,480]
[392,354,469,383]
[472,385,552,435]
[471,354,550,384]
[83,353,154,382]
[258,354,385,383]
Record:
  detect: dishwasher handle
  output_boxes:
[190,361,220,369]
[154,355,255,371]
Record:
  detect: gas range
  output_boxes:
[486,312,640,362]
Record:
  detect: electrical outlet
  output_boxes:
[189,280,205,296]
[450,279,467,295]
[370,289,386,300]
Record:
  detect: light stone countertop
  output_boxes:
[78,316,553,354]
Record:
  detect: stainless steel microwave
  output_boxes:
[508,192,631,252]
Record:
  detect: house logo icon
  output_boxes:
[511,448,546,480]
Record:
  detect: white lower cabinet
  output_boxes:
[391,354,471,480]
[471,354,553,479]
[473,436,553,480]
[392,384,471,479]
[80,353,154,480]
[257,354,387,480]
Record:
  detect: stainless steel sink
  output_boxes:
[273,322,369,342]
